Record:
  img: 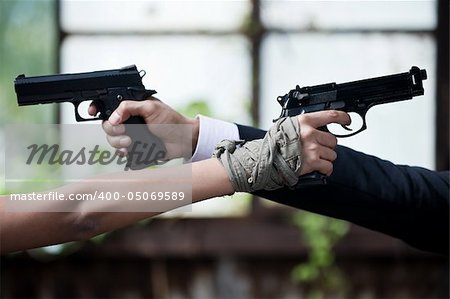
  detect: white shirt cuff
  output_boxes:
[191,115,240,162]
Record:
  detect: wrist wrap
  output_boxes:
[213,117,302,192]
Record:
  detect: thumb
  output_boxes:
[108,100,153,125]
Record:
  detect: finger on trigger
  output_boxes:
[88,103,97,116]
[303,110,351,128]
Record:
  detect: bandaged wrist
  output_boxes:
[212,117,302,192]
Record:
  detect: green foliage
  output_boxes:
[0,0,56,126]
[291,211,350,298]
[177,99,212,118]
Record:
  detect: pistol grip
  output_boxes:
[123,116,167,170]
[295,171,327,188]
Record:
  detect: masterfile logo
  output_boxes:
[4,123,193,212]
[25,142,166,169]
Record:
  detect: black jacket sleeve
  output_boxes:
[236,124,450,256]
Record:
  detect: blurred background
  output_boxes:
[0,0,448,298]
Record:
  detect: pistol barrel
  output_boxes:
[15,65,144,106]
[336,66,427,107]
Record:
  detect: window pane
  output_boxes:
[262,0,436,30]
[261,33,435,169]
[61,0,250,32]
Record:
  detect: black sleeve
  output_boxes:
[236,124,450,256]
[236,123,266,140]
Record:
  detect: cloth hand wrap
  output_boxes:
[212,116,302,192]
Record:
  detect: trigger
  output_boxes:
[91,99,104,118]
[341,124,352,131]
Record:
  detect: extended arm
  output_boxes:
[1,106,346,254]
[239,125,449,255]
[0,159,232,254]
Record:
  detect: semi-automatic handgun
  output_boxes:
[15,65,165,170]
[276,66,427,185]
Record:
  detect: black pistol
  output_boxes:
[275,66,427,185]
[14,65,165,170]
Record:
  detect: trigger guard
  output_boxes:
[73,101,102,122]
[333,125,366,138]
[90,99,105,118]
[73,102,84,121]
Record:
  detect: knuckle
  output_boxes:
[102,121,113,133]
[301,127,315,139]
[309,152,320,162]
[119,100,129,110]
[297,114,307,121]
[106,135,116,147]
[309,143,319,153]
[112,124,125,135]
[329,136,338,148]
[327,163,334,176]
[330,151,338,161]
[303,143,318,156]
[141,100,156,115]
[327,110,339,119]
[298,114,310,124]
[107,135,124,149]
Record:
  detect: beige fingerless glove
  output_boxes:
[212,116,302,192]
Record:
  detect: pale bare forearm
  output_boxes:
[0,159,233,254]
